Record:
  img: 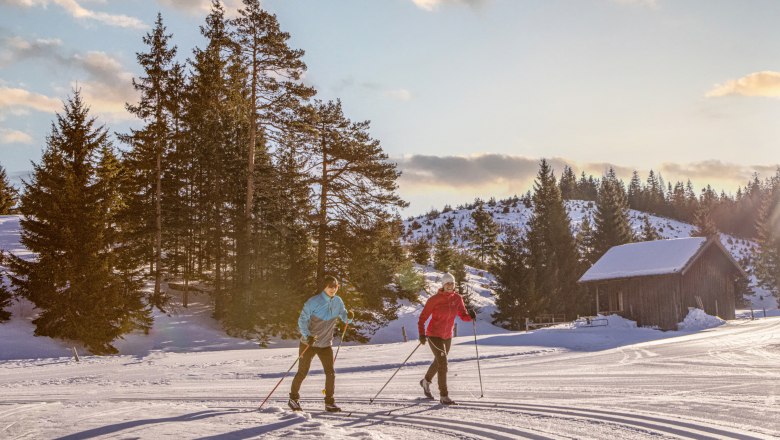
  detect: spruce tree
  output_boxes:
[576,215,597,266]
[8,91,151,354]
[122,13,178,310]
[410,236,431,265]
[491,226,531,330]
[0,164,17,214]
[627,170,642,210]
[691,205,718,238]
[451,252,475,311]
[639,213,661,241]
[466,204,499,265]
[524,160,583,318]
[559,165,577,200]
[754,193,780,299]
[433,226,455,273]
[592,168,634,259]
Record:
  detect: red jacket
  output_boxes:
[418,289,472,339]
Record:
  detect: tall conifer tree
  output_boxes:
[523,160,582,318]
[592,168,634,259]
[8,92,151,354]
[122,13,178,309]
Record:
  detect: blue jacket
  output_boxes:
[298,292,350,348]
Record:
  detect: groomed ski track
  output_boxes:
[2,316,779,439]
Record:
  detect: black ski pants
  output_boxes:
[290,343,336,404]
[424,336,452,397]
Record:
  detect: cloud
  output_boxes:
[410,0,487,11]
[0,0,146,29]
[0,87,61,113]
[397,154,628,190]
[706,71,780,98]
[157,0,244,17]
[1,35,136,119]
[395,154,776,195]
[384,88,413,101]
[0,128,34,144]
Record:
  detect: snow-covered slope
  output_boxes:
[402,200,777,310]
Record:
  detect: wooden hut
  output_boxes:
[578,236,747,330]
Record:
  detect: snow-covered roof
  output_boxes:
[579,237,710,283]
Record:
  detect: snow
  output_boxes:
[578,237,707,282]
[3,212,780,438]
[677,308,726,331]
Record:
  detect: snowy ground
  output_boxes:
[2,313,779,439]
[3,210,780,439]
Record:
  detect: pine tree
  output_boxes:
[639,213,661,241]
[122,13,178,310]
[466,204,499,265]
[576,215,597,266]
[433,226,455,272]
[451,252,476,311]
[754,193,780,299]
[559,165,577,200]
[691,205,718,238]
[303,100,407,280]
[410,236,430,265]
[395,258,425,302]
[523,160,583,318]
[0,164,17,214]
[491,226,531,330]
[592,168,634,259]
[231,0,316,308]
[627,170,642,210]
[8,91,151,354]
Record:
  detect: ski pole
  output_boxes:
[259,342,313,410]
[472,319,484,398]
[334,310,355,363]
[369,342,422,404]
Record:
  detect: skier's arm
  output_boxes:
[456,295,473,322]
[337,297,351,324]
[418,296,435,336]
[298,299,313,339]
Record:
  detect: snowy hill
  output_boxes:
[402,200,778,310]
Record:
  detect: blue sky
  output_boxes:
[1,0,779,215]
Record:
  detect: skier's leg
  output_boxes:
[290,343,317,400]
[425,338,440,383]
[431,338,451,397]
[318,346,336,404]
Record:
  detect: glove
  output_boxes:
[419,335,426,345]
[306,335,316,346]
[468,309,477,320]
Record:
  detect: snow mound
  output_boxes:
[569,314,639,330]
[677,308,725,331]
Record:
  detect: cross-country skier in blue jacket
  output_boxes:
[288,275,351,412]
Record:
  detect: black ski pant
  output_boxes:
[290,343,336,404]
[424,336,452,397]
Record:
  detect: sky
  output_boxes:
[1,0,779,215]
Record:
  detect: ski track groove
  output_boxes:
[312,411,502,440]
[314,408,552,440]
[324,398,770,440]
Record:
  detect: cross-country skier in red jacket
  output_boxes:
[418,272,476,405]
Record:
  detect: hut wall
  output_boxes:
[680,245,737,320]
[596,275,680,330]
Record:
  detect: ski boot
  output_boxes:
[325,402,342,413]
[440,396,458,405]
[287,398,303,411]
[420,378,434,399]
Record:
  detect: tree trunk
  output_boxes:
[154,147,162,304]
[317,131,328,282]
